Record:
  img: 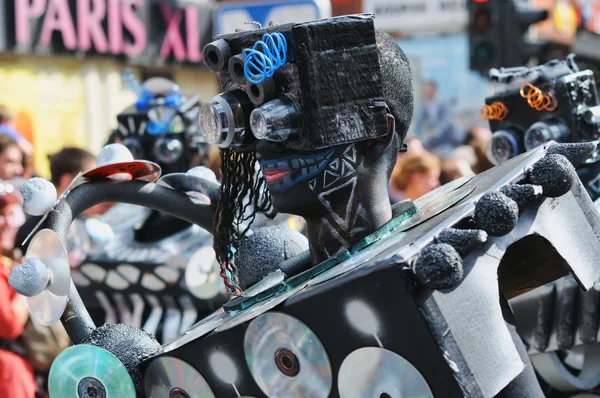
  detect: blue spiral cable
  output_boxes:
[242,32,288,85]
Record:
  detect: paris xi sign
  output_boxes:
[0,0,214,66]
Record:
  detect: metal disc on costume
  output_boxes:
[399,185,474,232]
[337,347,433,398]
[185,246,226,300]
[82,161,161,183]
[158,173,220,204]
[415,174,474,207]
[244,312,332,398]
[144,356,215,398]
[27,290,68,326]
[215,282,309,333]
[26,229,70,296]
[49,344,136,398]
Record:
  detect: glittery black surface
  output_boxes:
[474,191,519,237]
[86,324,161,394]
[434,228,488,258]
[413,243,464,290]
[236,226,309,290]
[529,154,577,197]
[546,141,598,167]
[499,184,543,210]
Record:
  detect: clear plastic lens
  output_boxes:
[250,96,300,142]
[148,106,177,125]
[524,121,569,151]
[153,137,184,164]
[122,138,144,159]
[198,102,226,144]
[486,130,520,165]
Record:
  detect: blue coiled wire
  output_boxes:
[242,32,288,85]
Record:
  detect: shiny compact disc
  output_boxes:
[49,344,136,398]
[398,185,474,232]
[337,347,433,398]
[144,356,215,398]
[244,312,332,398]
[185,245,226,300]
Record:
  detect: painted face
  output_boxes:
[256,141,361,216]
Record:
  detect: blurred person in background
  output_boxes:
[440,156,475,185]
[414,81,461,156]
[16,147,98,255]
[0,105,34,165]
[389,151,441,203]
[0,135,24,181]
[0,192,36,397]
[465,126,492,146]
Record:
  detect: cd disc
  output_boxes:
[337,347,433,398]
[398,185,474,232]
[162,308,230,353]
[244,312,332,398]
[144,356,215,398]
[415,174,474,207]
[26,228,70,296]
[158,173,220,204]
[49,344,136,398]
[185,245,226,300]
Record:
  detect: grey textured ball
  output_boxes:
[86,324,161,393]
[96,143,133,167]
[499,184,543,210]
[474,191,519,237]
[8,257,49,297]
[546,141,597,167]
[413,243,463,290]
[434,228,488,258]
[529,154,577,198]
[236,226,309,290]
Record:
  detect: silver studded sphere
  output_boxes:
[96,143,134,167]
[20,177,57,216]
[187,166,218,184]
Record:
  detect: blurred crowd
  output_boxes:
[0,77,494,397]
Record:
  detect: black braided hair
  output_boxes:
[213,149,273,294]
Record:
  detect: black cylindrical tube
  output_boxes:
[203,39,232,71]
[247,78,277,106]
[46,180,218,343]
[228,54,247,84]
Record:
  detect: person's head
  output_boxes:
[0,193,23,252]
[423,81,437,101]
[472,138,495,174]
[391,151,441,200]
[0,135,23,180]
[0,105,13,125]
[200,18,414,275]
[48,147,96,194]
[465,126,492,147]
[440,156,474,185]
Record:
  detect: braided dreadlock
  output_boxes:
[213,149,274,295]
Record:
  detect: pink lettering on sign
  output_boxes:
[15,0,46,44]
[185,6,202,62]
[39,0,77,50]
[159,3,186,62]
[107,0,122,54]
[121,0,146,57]
[77,0,108,52]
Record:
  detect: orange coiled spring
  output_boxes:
[520,83,558,112]
[481,102,508,120]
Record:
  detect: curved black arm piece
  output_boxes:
[45,180,217,344]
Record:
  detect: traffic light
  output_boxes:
[468,0,549,77]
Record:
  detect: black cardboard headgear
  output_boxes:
[200,14,413,151]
